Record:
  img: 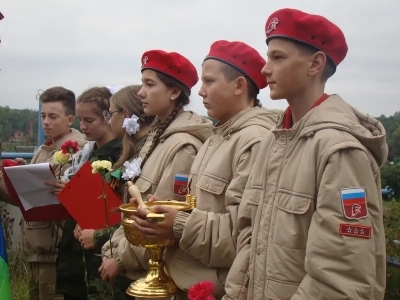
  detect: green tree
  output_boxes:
[381,164,400,199]
[377,113,400,161]
[0,106,38,142]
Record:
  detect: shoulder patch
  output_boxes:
[174,173,189,197]
[339,224,372,239]
[340,187,368,220]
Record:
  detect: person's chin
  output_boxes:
[143,107,157,117]
[206,109,217,120]
[269,90,285,100]
[85,136,96,142]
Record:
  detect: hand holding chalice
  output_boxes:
[119,181,196,298]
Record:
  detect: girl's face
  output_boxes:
[76,102,111,142]
[138,69,180,121]
[108,100,127,139]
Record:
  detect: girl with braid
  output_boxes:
[53,86,123,300]
[99,50,213,292]
[130,40,282,299]
[83,85,155,300]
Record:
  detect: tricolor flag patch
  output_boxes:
[340,188,368,220]
[174,173,189,197]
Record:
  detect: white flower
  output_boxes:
[106,85,124,95]
[123,114,140,135]
[122,157,142,180]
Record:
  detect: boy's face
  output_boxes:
[262,38,313,101]
[198,59,242,123]
[40,101,74,141]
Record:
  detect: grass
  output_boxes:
[387,266,400,299]
[8,247,29,300]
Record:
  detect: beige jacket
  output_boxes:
[163,107,281,297]
[21,129,86,262]
[102,111,213,279]
[224,95,388,300]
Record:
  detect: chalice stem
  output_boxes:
[145,246,168,284]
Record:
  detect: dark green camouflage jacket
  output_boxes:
[56,138,123,299]
[57,135,147,300]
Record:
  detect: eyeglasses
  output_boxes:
[103,109,122,122]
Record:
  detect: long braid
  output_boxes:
[129,70,190,184]
[136,101,184,178]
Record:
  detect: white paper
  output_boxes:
[4,162,60,210]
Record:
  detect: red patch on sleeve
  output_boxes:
[339,223,372,239]
[173,173,189,197]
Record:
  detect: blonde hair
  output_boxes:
[112,85,155,169]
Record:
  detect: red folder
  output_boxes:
[1,159,71,222]
[57,161,122,230]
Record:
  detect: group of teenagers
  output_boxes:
[0,7,389,300]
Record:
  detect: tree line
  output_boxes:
[0,105,399,161]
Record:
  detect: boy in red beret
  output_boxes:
[131,40,282,299]
[224,8,387,300]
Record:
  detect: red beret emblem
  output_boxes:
[266,17,279,35]
[142,56,149,66]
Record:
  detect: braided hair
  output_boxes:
[134,72,190,181]
[76,87,112,116]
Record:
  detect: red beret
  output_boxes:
[204,40,268,90]
[265,8,348,70]
[141,50,198,91]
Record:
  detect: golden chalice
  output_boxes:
[120,181,197,298]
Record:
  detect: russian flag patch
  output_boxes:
[340,188,368,220]
[174,173,189,197]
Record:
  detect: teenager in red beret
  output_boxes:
[130,40,282,299]
[224,8,387,300]
[99,50,213,290]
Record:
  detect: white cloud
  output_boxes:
[0,0,399,116]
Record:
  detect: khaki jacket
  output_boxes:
[224,95,388,300]
[102,111,213,279]
[164,107,282,297]
[22,129,86,262]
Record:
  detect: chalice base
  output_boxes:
[126,275,177,298]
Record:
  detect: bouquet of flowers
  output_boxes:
[53,140,80,179]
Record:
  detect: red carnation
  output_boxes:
[188,281,216,300]
[61,140,79,155]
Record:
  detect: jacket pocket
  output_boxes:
[272,191,313,249]
[265,277,299,300]
[134,176,154,197]
[26,222,51,229]
[24,222,57,255]
[196,173,227,195]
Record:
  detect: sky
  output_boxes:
[0,0,399,117]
